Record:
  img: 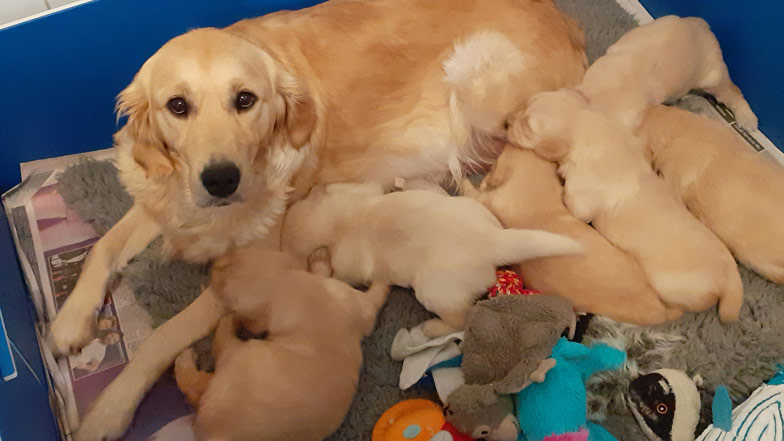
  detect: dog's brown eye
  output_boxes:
[167,97,189,116]
[235,91,257,110]
[656,403,668,414]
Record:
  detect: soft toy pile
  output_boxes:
[375,14,784,441]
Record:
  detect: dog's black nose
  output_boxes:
[201,163,241,198]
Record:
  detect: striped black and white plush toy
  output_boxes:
[627,369,701,441]
[696,368,784,441]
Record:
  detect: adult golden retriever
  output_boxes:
[47,0,586,439]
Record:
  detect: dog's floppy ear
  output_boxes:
[284,91,316,149]
[116,77,175,178]
[276,73,317,149]
[117,78,152,140]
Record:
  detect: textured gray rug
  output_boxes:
[55,2,784,440]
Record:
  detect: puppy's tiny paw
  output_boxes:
[174,348,197,371]
[421,319,457,339]
[734,108,759,132]
[307,246,333,277]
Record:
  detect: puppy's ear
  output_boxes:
[534,139,569,161]
[506,111,535,150]
[116,78,175,178]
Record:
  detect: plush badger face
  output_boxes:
[627,369,700,441]
[444,385,519,441]
[628,372,677,440]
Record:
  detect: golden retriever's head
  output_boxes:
[507,89,588,161]
[116,27,316,211]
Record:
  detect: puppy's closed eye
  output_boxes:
[236,325,268,341]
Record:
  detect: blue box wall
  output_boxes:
[0,1,780,439]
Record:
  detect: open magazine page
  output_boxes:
[3,150,195,441]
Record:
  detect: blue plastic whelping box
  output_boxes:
[0,0,781,440]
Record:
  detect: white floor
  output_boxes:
[0,0,82,27]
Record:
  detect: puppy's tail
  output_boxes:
[717,268,744,323]
[489,228,583,265]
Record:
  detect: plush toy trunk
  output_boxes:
[0,0,780,439]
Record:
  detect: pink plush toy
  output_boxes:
[544,429,589,441]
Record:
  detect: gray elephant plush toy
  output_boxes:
[443,294,576,441]
[460,295,576,394]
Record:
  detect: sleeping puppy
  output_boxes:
[281,182,582,334]
[640,105,784,284]
[578,15,757,131]
[510,90,743,322]
[173,244,387,441]
[462,145,682,325]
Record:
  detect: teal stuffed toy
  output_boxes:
[516,338,626,441]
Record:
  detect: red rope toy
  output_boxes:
[487,267,541,297]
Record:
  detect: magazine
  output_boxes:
[2,149,195,441]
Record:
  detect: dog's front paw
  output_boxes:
[47,298,98,357]
[76,408,133,441]
[75,376,139,441]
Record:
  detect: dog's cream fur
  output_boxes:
[58,2,586,439]
[173,245,387,441]
[282,182,582,332]
[577,15,757,131]
[462,146,682,325]
[511,90,743,323]
[640,105,784,284]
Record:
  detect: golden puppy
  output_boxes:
[511,90,743,322]
[578,15,757,131]
[640,105,784,283]
[282,182,582,334]
[462,145,681,325]
[174,245,387,441]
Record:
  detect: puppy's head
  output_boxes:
[116,27,316,211]
[507,89,588,161]
[212,244,303,316]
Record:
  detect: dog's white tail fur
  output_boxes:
[443,30,530,180]
[489,229,583,265]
